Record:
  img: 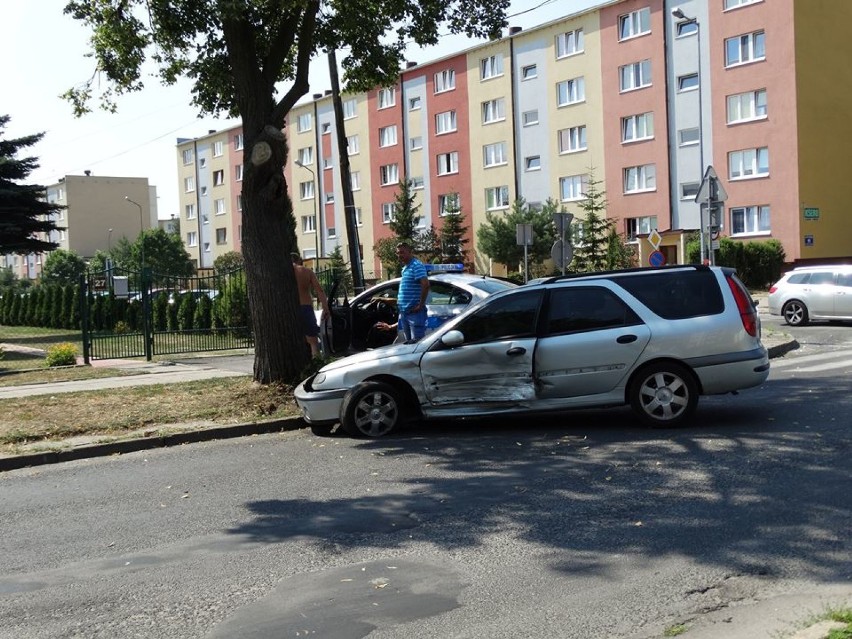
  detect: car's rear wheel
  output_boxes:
[629,362,698,428]
[340,381,403,437]
[782,300,809,326]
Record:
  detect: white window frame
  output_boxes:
[235,164,244,181]
[480,54,504,80]
[323,157,333,170]
[728,147,769,180]
[620,60,652,91]
[557,77,585,107]
[379,125,398,148]
[381,203,395,224]
[678,73,699,92]
[378,87,396,109]
[410,136,423,151]
[185,203,196,220]
[727,89,768,124]
[380,163,399,186]
[184,176,195,193]
[680,182,700,200]
[297,113,312,132]
[678,128,700,147]
[618,7,651,41]
[521,64,537,80]
[626,216,657,241]
[724,0,762,9]
[411,176,425,190]
[182,149,194,165]
[347,134,360,155]
[436,152,459,176]
[302,215,316,233]
[558,126,587,154]
[559,175,587,202]
[213,169,225,186]
[237,195,243,211]
[350,171,361,191]
[522,110,539,126]
[216,227,227,245]
[483,142,508,168]
[435,69,456,93]
[321,122,331,135]
[525,156,541,171]
[622,112,654,143]
[485,186,510,211]
[435,110,457,134]
[325,192,335,204]
[624,164,657,193]
[213,140,224,157]
[187,231,198,247]
[556,28,584,58]
[234,133,244,150]
[725,31,766,67]
[214,198,226,215]
[409,96,422,110]
[299,181,315,200]
[731,205,771,235]
[298,147,313,165]
[481,98,506,124]
[438,193,460,217]
[343,98,357,119]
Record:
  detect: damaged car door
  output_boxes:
[418,290,544,410]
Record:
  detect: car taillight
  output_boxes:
[726,275,758,337]
[769,285,778,294]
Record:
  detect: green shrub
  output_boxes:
[113,320,130,334]
[45,342,78,367]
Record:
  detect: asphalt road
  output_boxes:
[0,332,850,639]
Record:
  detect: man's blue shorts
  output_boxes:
[301,304,320,337]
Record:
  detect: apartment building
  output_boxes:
[176,0,852,278]
[2,174,154,280]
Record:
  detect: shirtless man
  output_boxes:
[292,253,331,357]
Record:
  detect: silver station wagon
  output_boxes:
[295,266,769,437]
[767,264,852,326]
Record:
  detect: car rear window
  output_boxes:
[467,279,518,294]
[610,270,724,319]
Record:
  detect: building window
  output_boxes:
[481,98,506,124]
[347,134,360,155]
[185,203,196,219]
[622,112,654,143]
[681,182,700,199]
[678,73,699,92]
[325,192,335,204]
[677,21,698,37]
[485,186,510,211]
[300,181,315,199]
[184,176,195,193]
[323,157,333,169]
[382,203,395,223]
[725,31,766,66]
[200,186,208,196]
[298,147,313,165]
[378,87,396,109]
[729,147,769,179]
[297,113,312,132]
[203,242,211,253]
[355,208,363,226]
[379,125,398,147]
[521,64,537,80]
[727,89,768,124]
[202,213,209,225]
[234,133,244,150]
[216,228,227,244]
[557,77,585,106]
[302,215,316,233]
[213,141,224,157]
[410,136,423,151]
[619,7,651,40]
[480,54,504,80]
[411,176,425,189]
[435,110,457,134]
[321,122,331,135]
[187,231,198,247]
[558,126,587,154]
[525,156,541,171]
[215,198,226,215]
[678,128,700,146]
[483,142,508,168]
[522,110,539,126]
[343,98,357,119]
[199,157,207,168]
[327,227,337,238]
[556,28,584,58]
[182,149,194,165]
[235,164,243,181]
[350,171,361,191]
[626,216,657,241]
[624,164,657,193]
[439,193,460,216]
[237,194,243,211]
[380,164,399,185]
[725,0,761,8]
[435,69,456,93]
[560,175,586,201]
[731,205,771,235]
[213,169,225,186]
[409,96,422,110]
[436,152,459,176]
[620,60,652,91]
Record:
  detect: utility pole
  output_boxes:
[328,49,365,293]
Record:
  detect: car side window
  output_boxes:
[838,273,852,288]
[546,287,641,335]
[809,271,835,285]
[427,282,471,307]
[455,290,543,344]
[612,270,724,319]
[355,284,399,310]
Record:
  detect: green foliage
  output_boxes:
[176,293,197,331]
[476,198,558,271]
[214,272,250,331]
[0,267,16,288]
[0,115,64,253]
[41,249,88,285]
[193,295,213,330]
[213,251,245,274]
[152,291,169,331]
[44,342,78,367]
[417,226,442,264]
[68,284,81,330]
[685,237,786,289]
[439,195,469,264]
[113,320,130,334]
[375,179,425,276]
[570,174,615,273]
[328,246,353,298]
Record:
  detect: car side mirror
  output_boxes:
[441,330,464,348]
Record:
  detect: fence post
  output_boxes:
[141,266,153,361]
[80,273,91,365]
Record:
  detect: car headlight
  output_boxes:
[313,372,326,386]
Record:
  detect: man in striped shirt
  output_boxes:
[376,241,430,343]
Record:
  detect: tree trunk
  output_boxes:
[241,122,307,384]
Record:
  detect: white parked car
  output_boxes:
[767,265,852,325]
[297,265,769,437]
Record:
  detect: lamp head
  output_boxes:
[671,8,687,19]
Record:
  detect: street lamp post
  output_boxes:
[125,195,152,360]
[295,160,320,264]
[672,7,707,264]
[124,196,145,271]
[107,228,113,252]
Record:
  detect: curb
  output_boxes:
[767,337,799,359]
[0,417,305,473]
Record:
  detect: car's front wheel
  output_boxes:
[782,300,809,326]
[340,381,404,437]
[629,362,698,428]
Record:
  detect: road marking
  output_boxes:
[769,348,852,368]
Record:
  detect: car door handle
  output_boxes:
[506,346,526,356]
[617,334,638,344]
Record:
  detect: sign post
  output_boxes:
[551,212,574,275]
[695,166,728,265]
[516,223,533,283]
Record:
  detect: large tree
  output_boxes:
[41,249,88,286]
[477,198,558,275]
[0,115,64,255]
[64,0,509,383]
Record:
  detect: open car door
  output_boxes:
[320,280,352,356]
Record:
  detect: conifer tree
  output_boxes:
[439,194,469,265]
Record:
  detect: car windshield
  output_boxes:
[467,279,517,294]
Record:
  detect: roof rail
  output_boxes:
[536,264,709,285]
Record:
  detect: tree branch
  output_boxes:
[272,0,319,125]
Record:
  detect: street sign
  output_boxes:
[551,239,573,269]
[695,165,728,203]
[647,229,662,250]
[516,224,534,246]
[803,207,820,220]
[804,234,814,246]
[553,212,574,235]
[648,250,666,267]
